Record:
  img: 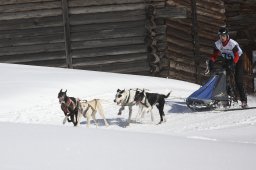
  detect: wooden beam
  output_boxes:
[155,6,187,18]
[61,0,72,68]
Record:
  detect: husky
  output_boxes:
[58,89,79,126]
[114,88,146,126]
[134,89,171,124]
[77,99,109,127]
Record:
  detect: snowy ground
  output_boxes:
[1,63,256,170]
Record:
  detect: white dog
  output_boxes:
[114,88,147,125]
[77,99,109,127]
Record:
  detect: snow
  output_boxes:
[1,63,256,170]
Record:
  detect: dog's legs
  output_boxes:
[63,116,68,124]
[91,111,98,127]
[76,109,84,127]
[150,108,154,123]
[135,105,143,122]
[74,112,78,126]
[86,115,91,128]
[156,102,166,124]
[96,101,109,127]
[127,106,133,126]
[118,106,125,115]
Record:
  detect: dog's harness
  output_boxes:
[62,97,79,115]
[80,99,97,116]
[122,90,131,105]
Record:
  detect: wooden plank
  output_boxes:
[72,44,146,58]
[167,36,193,50]
[0,16,63,31]
[70,20,145,32]
[72,53,147,66]
[155,6,187,18]
[62,0,72,68]
[0,51,65,63]
[68,0,164,7]
[19,59,67,67]
[71,27,145,41]
[197,15,225,27]
[0,26,63,39]
[71,36,145,50]
[0,33,64,47]
[69,4,145,14]
[73,60,150,74]
[69,10,145,25]
[167,42,194,57]
[0,42,65,56]
[0,1,61,13]
[0,9,62,20]
[0,0,56,5]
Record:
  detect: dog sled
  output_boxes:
[186,58,238,111]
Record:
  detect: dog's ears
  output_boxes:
[117,89,121,92]
[59,89,63,93]
[64,89,67,93]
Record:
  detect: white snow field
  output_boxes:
[1,63,256,170]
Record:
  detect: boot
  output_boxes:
[241,101,248,109]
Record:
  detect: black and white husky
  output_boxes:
[134,90,171,124]
[114,88,143,125]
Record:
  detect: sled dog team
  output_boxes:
[58,88,171,127]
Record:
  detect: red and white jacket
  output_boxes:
[210,38,243,64]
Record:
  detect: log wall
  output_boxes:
[0,0,66,67]
[225,0,256,92]
[165,0,256,92]
[0,0,168,75]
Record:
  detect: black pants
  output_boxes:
[235,54,247,102]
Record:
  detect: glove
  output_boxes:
[204,60,214,75]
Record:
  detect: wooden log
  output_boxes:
[69,10,145,25]
[19,59,67,67]
[0,16,63,31]
[69,3,145,14]
[196,0,225,13]
[167,51,195,64]
[71,36,145,50]
[70,20,144,32]
[197,15,225,27]
[68,0,164,7]
[169,59,196,73]
[0,9,62,20]
[0,42,65,56]
[72,44,146,58]
[0,51,65,63]
[166,19,192,32]
[73,59,150,74]
[155,6,187,19]
[0,1,61,13]
[72,52,147,66]
[0,33,64,47]
[0,0,56,5]
[197,8,226,20]
[0,26,63,39]
[167,27,192,42]
[62,0,72,68]
[70,27,145,41]
[167,45,194,58]
[167,36,194,50]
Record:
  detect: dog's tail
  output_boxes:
[164,91,172,98]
